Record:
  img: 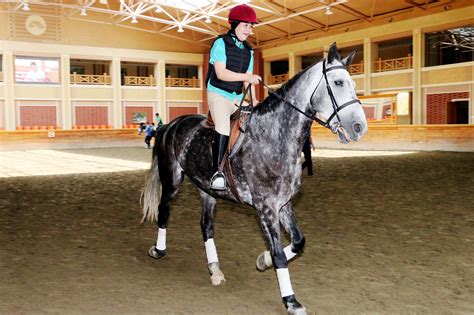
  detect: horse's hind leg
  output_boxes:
[148,183,179,259]
[148,158,183,260]
[256,202,305,271]
[198,189,225,285]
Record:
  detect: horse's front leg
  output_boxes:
[198,190,225,286]
[257,202,305,272]
[257,205,306,315]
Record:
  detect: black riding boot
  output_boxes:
[210,132,229,190]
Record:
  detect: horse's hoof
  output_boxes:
[287,306,307,315]
[208,262,226,286]
[210,272,226,286]
[256,251,272,271]
[284,295,307,315]
[148,246,166,259]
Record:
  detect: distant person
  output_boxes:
[155,113,163,128]
[301,126,315,176]
[25,62,47,82]
[144,122,155,149]
[137,122,146,135]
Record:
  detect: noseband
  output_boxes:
[265,60,361,134]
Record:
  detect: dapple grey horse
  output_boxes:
[142,43,367,314]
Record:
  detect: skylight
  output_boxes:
[158,0,216,12]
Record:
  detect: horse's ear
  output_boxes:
[327,42,341,64]
[342,51,356,67]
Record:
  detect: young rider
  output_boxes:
[206,4,261,190]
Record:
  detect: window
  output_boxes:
[270,60,288,76]
[338,45,364,64]
[70,59,110,75]
[425,26,473,67]
[165,64,199,88]
[302,53,323,70]
[165,64,198,78]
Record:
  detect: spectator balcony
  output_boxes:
[348,62,364,75]
[165,76,200,88]
[123,75,156,86]
[374,55,413,72]
[268,73,289,85]
[70,73,112,85]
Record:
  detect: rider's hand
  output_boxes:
[246,74,261,85]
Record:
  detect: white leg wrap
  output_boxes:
[205,239,219,264]
[276,268,294,297]
[284,245,297,261]
[155,228,166,251]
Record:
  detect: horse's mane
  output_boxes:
[253,58,324,116]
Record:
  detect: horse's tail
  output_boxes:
[141,156,161,223]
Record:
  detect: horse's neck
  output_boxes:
[251,90,312,153]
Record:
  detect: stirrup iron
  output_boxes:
[210,171,226,190]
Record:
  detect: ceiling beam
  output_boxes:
[405,0,427,10]
[335,4,372,22]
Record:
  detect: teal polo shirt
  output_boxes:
[207,37,254,102]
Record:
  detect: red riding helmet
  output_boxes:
[228,4,258,24]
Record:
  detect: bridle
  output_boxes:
[263,59,361,134]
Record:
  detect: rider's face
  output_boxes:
[234,22,253,41]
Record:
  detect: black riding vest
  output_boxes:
[206,32,252,95]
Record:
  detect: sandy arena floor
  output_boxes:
[0,146,473,314]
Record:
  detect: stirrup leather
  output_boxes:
[210,171,226,190]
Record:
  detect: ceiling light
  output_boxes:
[155,5,162,13]
[177,26,184,33]
[80,8,87,16]
[99,0,108,4]
[205,16,212,23]
[22,2,29,11]
[325,6,333,15]
[131,16,138,24]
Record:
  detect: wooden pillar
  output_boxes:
[253,49,264,101]
[364,37,377,96]
[111,57,122,128]
[288,51,301,78]
[202,53,209,113]
[3,51,15,130]
[412,28,423,124]
[263,60,271,97]
[60,54,72,129]
[156,60,167,123]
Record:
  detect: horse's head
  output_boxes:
[309,43,368,143]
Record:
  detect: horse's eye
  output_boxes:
[335,80,343,87]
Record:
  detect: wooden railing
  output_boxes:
[374,55,413,72]
[70,73,111,85]
[124,75,155,86]
[367,116,397,124]
[165,76,200,88]
[268,73,289,85]
[348,62,364,75]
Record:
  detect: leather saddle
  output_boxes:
[202,106,252,158]
[201,105,253,203]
